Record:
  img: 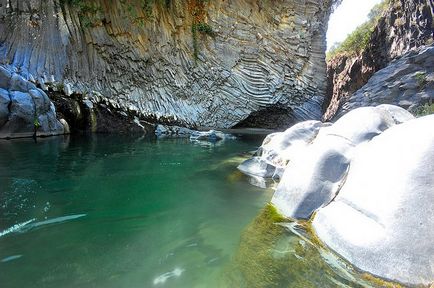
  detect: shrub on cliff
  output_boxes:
[327,0,390,61]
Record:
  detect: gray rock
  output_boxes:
[335,45,434,118]
[29,89,51,114]
[9,74,36,93]
[313,115,434,286]
[271,133,352,219]
[237,157,276,178]
[0,66,12,88]
[190,130,226,142]
[64,83,73,96]
[155,124,195,138]
[271,105,414,219]
[0,88,10,126]
[0,0,333,128]
[83,99,94,110]
[0,67,65,138]
[155,124,168,136]
[326,106,400,144]
[237,120,327,179]
[2,91,36,136]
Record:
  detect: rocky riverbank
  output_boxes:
[238,105,434,286]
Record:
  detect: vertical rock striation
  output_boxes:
[0,0,334,129]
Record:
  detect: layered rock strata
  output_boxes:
[0,0,334,129]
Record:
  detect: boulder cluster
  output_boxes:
[238,105,434,286]
[0,66,65,139]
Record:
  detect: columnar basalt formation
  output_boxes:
[0,0,334,130]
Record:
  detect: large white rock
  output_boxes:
[313,115,434,286]
[271,106,414,219]
[260,120,326,168]
[237,120,326,179]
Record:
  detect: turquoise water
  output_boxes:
[0,134,391,288]
[0,134,274,288]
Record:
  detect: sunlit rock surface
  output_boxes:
[237,120,327,179]
[324,0,434,120]
[272,105,414,219]
[335,45,434,118]
[240,105,434,285]
[313,114,434,286]
[0,0,334,128]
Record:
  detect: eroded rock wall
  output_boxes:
[0,0,334,129]
[324,0,434,120]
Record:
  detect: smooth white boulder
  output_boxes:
[260,120,326,168]
[272,106,414,219]
[237,120,326,179]
[313,115,434,286]
[237,157,276,178]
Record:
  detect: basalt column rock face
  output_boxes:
[0,0,334,129]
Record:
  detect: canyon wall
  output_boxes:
[324,0,434,120]
[0,0,335,129]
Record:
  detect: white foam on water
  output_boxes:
[153,267,184,285]
[0,214,86,237]
[0,219,35,237]
[29,214,86,229]
[1,255,23,262]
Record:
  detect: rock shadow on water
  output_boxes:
[221,204,405,288]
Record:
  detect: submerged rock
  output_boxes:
[312,114,434,286]
[155,124,195,138]
[223,204,393,288]
[190,130,233,142]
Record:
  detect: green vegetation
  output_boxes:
[62,0,170,28]
[414,102,434,117]
[56,83,65,92]
[192,22,214,60]
[326,0,390,61]
[60,0,103,28]
[33,118,41,129]
[223,203,405,288]
[415,71,428,89]
[188,0,214,61]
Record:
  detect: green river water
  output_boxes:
[0,134,391,288]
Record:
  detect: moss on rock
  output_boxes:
[222,203,406,288]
